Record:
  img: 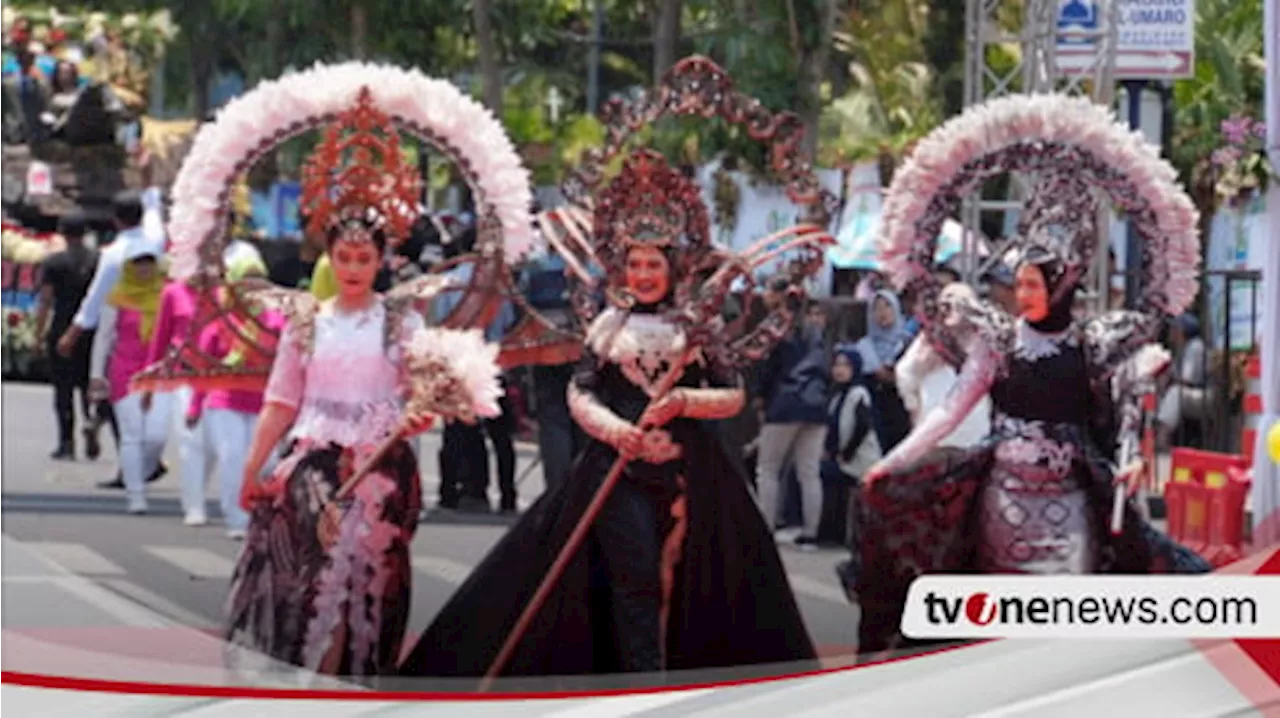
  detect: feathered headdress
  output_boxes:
[299,86,421,245]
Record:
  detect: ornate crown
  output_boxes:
[591,149,711,277]
[300,86,421,245]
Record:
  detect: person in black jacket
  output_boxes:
[752,301,830,550]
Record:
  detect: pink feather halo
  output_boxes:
[877,93,1201,317]
[166,61,536,283]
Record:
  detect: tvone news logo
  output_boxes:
[935,592,1000,626]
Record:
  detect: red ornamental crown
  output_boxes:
[300,86,421,244]
[592,150,710,264]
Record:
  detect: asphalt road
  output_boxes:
[1,382,859,657]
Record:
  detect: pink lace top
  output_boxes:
[264,300,424,448]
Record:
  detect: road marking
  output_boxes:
[5,538,166,628]
[145,546,237,580]
[787,573,851,606]
[24,541,127,576]
[99,578,219,630]
[410,555,471,586]
[540,690,715,717]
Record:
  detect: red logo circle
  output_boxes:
[965,592,996,625]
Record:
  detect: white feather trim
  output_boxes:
[877,93,1200,316]
[167,61,535,282]
[1131,343,1173,382]
[404,327,504,420]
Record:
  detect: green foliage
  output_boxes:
[820,0,941,168]
[1170,0,1267,211]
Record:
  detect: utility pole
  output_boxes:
[586,0,604,114]
[1122,79,1147,309]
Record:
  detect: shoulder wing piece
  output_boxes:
[1084,310,1159,380]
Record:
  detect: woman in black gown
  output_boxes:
[398,150,819,681]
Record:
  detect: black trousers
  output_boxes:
[591,477,664,672]
[47,333,116,448]
[438,405,516,509]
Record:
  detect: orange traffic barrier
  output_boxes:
[1164,448,1252,567]
[1242,353,1262,465]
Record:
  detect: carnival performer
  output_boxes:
[88,239,170,514]
[185,254,284,540]
[853,94,1212,655]
[400,150,819,679]
[211,86,508,678]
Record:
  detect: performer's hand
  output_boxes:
[639,390,686,429]
[238,473,262,512]
[862,461,890,490]
[1114,460,1145,498]
[140,391,153,413]
[402,413,435,437]
[317,502,342,550]
[638,428,682,464]
[88,378,110,403]
[618,425,646,458]
[239,468,281,511]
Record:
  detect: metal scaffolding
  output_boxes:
[960,0,1120,310]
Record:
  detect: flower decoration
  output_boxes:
[400,327,503,428]
[1211,113,1276,206]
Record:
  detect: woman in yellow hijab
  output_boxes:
[89,242,171,514]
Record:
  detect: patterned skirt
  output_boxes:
[223,439,421,678]
[855,441,1211,657]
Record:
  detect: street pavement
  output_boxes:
[1,382,859,667]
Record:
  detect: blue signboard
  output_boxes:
[1057,0,1098,46]
[275,181,302,237]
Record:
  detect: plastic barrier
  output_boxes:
[1163,448,1252,567]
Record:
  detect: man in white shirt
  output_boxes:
[56,188,166,357]
[57,188,167,490]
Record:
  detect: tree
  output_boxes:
[652,0,684,78]
[473,0,503,116]
[1170,0,1267,215]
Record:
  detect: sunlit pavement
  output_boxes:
[1,382,859,665]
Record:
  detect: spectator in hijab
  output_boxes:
[819,344,881,547]
[854,289,913,450]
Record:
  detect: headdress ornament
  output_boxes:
[588,149,712,302]
[300,86,421,245]
[133,61,535,394]
[876,93,1200,360]
[525,56,836,369]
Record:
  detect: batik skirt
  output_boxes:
[224,438,422,678]
[854,442,1212,657]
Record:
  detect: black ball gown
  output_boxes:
[398,309,818,681]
